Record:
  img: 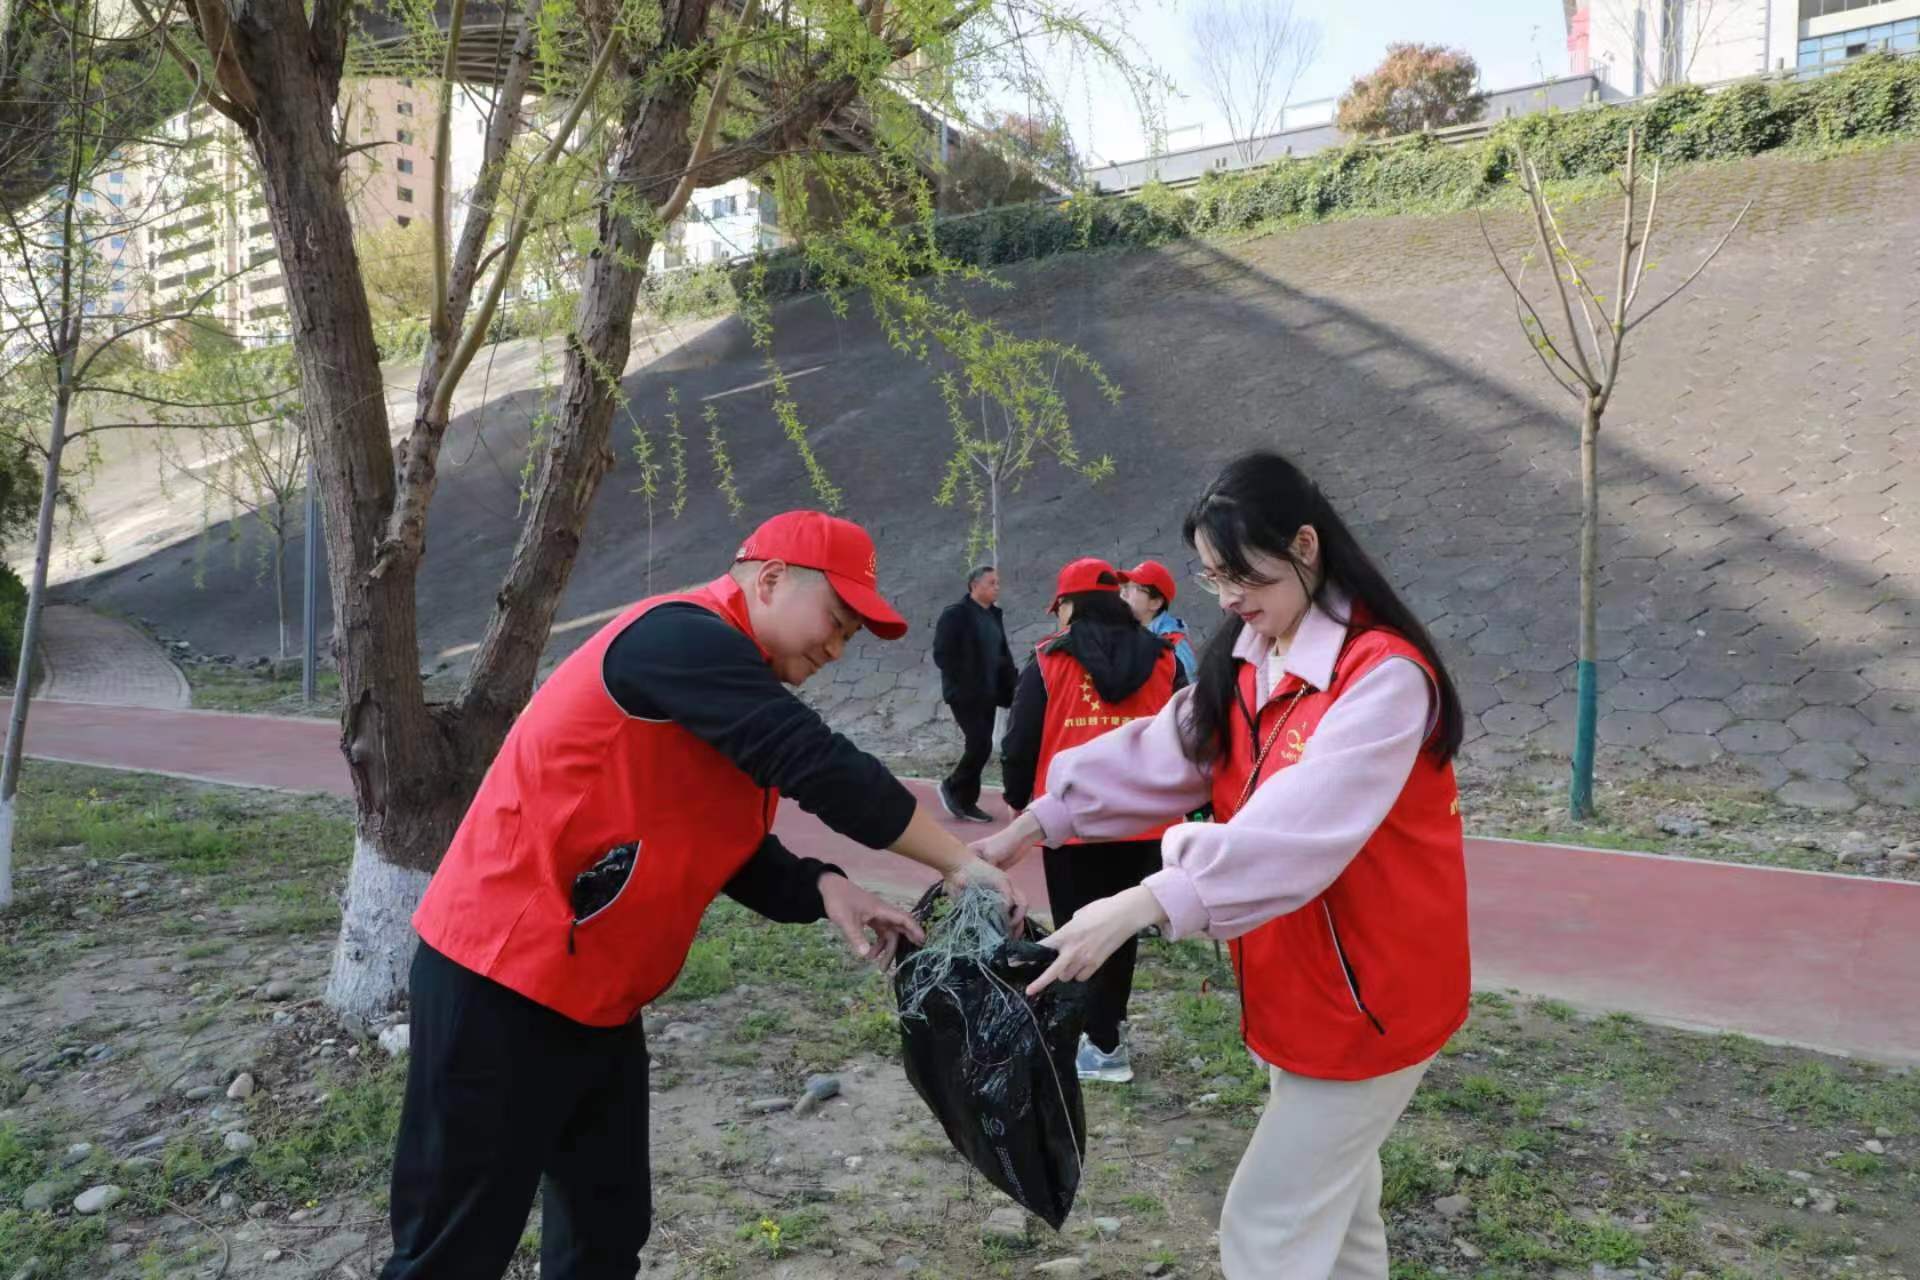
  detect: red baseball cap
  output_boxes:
[1048,556,1122,614]
[734,511,909,640]
[1119,559,1177,605]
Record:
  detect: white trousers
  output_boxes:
[1218,1056,1433,1280]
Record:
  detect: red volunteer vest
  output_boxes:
[412,576,780,1026]
[1217,625,1470,1080]
[1035,638,1179,844]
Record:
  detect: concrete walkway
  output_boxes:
[36,606,190,709]
[9,696,1919,1066]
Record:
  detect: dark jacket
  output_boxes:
[1000,621,1187,810]
[933,595,1017,707]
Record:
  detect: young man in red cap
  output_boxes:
[1120,559,1197,685]
[383,510,1019,1280]
[1000,557,1183,1084]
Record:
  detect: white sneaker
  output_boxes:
[1075,1033,1134,1084]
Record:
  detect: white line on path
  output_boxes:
[699,364,828,401]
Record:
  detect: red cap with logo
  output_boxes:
[1119,559,1178,605]
[734,511,909,640]
[1048,556,1122,614]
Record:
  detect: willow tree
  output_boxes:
[149,0,1147,1019]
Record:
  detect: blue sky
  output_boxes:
[1013,0,1569,168]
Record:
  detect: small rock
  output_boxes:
[844,1156,864,1172]
[108,1244,133,1262]
[249,1201,270,1217]
[982,1206,1030,1246]
[121,1157,160,1174]
[1863,1140,1886,1155]
[262,1248,283,1262]
[1787,1170,1814,1182]
[378,1024,411,1057]
[846,1238,884,1263]
[1875,1126,1895,1140]
[894,1256,923,1274]
[1811,1194,1838,1215]
[794,1073,843,1117]
[1435,1194,1473,1220]
[746,1097,791,1114]
[73,1184,124,1214]
[62,1142,94,1165]
[1173,1137,1195,1148]
[222,1131,257,1154]
[1093,1216,1122,1240]
[659,1022,710,1045]
[85,1043,110,1060]
[1195,1093,1220,1107]
[1034,1260,1086,1277]
[210,1105,241,1124]
[227,1073,256,1100]
[20,1180,60,1212]
[1455,1237,1484,1260]
[261,980,294,1001]
[183,1085,216,1102]
[1145,1264,1171,1278]
[21,1083,42,1103]
[1658,816,1702,838]
[127,1133,167,1155]
[219,1193,240,1211]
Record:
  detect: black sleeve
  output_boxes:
[722,834,845,924]
[932,604,961,675]
[995,626,1018,708]
[999,658,1048,811]
[1171,659,1190,694]
[603,604,916,850]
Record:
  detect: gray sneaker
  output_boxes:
[1075,1033,1134,1084]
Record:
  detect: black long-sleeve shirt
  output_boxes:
[601,603,917,922]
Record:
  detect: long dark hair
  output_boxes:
[1057,589,1137,630]
[1179,451,1464,765]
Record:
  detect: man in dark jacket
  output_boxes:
[932,565,1016,823]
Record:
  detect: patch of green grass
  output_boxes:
[1765,1061,1920,1132]
[0,1123,110,1278]
[1535,999,1577,1023]
[1379,1135,1452,1211]
[206,1060,408,1201]
[185,665,341,714]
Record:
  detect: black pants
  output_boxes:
[1042,839,1164,1053]
[380,943,651,1280]
[944,698,996,808]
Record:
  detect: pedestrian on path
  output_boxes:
[932,564,1016,823]
[1000,556,1185,1084]
[975,453,1470,1280]
[384,511,1022,1280]
[1119,559,1198,685]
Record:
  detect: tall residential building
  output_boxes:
[1570,0,1919,96]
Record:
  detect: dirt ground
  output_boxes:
[3,765,1917,1280]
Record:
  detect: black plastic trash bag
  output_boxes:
[892,883,1089,1229]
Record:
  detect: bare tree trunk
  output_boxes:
[272,520,289,660]
[988,468,1002,573]
[0,328,76,908]
[1569,400,1600,819]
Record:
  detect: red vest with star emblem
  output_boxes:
[1035,638,1179,845]
[1216,624,1470,1081]
[412,576,780,1026]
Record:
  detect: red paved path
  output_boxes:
[13,697,1919,1066]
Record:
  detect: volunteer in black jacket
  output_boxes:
[1001,557,1184,1084]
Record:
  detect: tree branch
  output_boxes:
[430,0,468,341]
[1516,152,1598,391]
[1621,198,1751,337]
[1477,212,1588,392]
[658,0,763,227]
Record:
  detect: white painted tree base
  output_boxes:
[325,835,431,1026]
[0,797,13,909]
